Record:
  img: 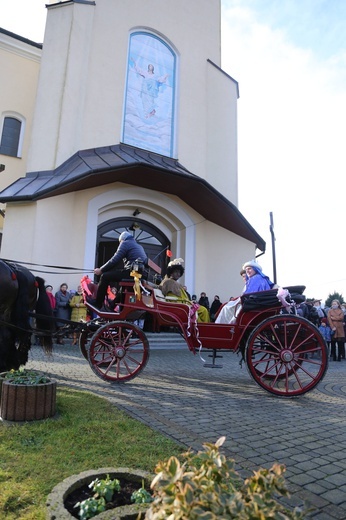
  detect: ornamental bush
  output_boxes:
[145,437,306,519]
[4,368,50,385]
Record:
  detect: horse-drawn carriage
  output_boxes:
[78,260,328,398]
[0,259,328,398]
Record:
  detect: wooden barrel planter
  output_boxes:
[0,377,56,421]
[46,467,153,520]
[0,372,7,401]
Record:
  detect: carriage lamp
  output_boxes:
[129,221,141,231]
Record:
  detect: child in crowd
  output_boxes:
[319,317,333,357]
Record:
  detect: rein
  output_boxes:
[0,312,90,337]
[1,257,94,275]
[0,316,53,338]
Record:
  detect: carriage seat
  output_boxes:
[241,285,306,312]
[153,288,179,303]
[283,286,306,304]
[241,289,281,312]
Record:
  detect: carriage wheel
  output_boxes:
[88,321,149,382]
[246,315,328,397]
[79,321,103,360]
[79,330,89,360]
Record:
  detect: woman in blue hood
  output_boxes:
[243,260,274,293]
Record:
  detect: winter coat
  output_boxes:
[306,304,319,326]
[198,296,210,311]
[328,308,345,339]
[55,289,71,325]
[46,292,56,310]
[159,276,210,322]
[318,324,333,343]
[101,236,147,272]
[245,273,272,293]
[297,303,309,318]
[69,293,87,322]
[210,299,222,321]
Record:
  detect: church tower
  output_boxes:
[0,0,265,299]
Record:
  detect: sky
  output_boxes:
[0,0,346,302]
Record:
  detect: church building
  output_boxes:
[0,0,265,300]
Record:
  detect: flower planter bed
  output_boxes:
[0,378,56,421]
[46,467,153,520]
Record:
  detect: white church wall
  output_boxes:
[28,0,236,200]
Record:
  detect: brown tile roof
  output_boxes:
[0,143,265,251]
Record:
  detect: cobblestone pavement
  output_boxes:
[27,340,346,519]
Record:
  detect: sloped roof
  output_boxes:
[0,27,43,48]
[0,143,265,251]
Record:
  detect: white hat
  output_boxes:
[242,260,262,271]
[119,231,132,242]
[167,258,184,267]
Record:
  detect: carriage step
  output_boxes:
[203,351,223,368]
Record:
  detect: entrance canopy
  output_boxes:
[0,143,265,251]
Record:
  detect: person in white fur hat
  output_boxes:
[242,260,274,293]
[215,260,274,324]
[159,258,209,322]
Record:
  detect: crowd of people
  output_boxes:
[44,282,88,345]
[294,297,346,361]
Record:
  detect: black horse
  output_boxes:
[0,260,54,372]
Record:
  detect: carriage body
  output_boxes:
[85,280,286,351]
[83,279,329,397]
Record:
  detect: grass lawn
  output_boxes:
[0,387,184,519]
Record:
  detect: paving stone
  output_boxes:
[325,474,346,486]
[311,511,343,520]
[318,503,346,519]
[289,473,319,486]
[291,453,312,462]
[319,464,344,476]
[305,469,328,480]
[320,489,346,505]
[305,482,331,495]
[295,460,320,471]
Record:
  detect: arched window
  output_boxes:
[96,218,170,273]
[0,114,25,158]
[122,31,176,157]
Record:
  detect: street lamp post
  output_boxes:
[269,212,277,284]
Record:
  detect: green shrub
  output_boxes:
[3,368,50,385]
[75,475,152,519]
[131,485,153,504]
[74,475,120,520]
[145,437,306,519]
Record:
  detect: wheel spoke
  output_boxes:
[286,364,303,390]
[255,332,281,352]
